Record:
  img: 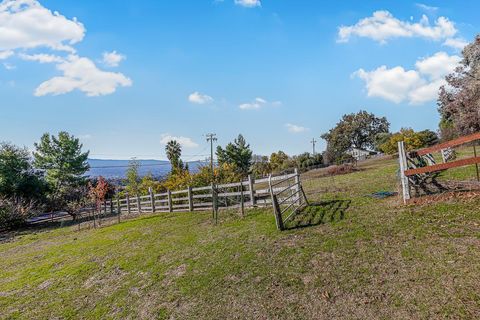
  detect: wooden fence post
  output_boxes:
[294,168,301,205]
[248,174,256,207]
[126,192,131,215]
[136,194,141,214]
[109,199,114,215]
[240,184,245,217]
[398,141,411,204]
[149,187,156,213]
[269,174,284,231]
[211,183,218,223]
[474,144,480,182]
[188,186,193,212]
[116,197,121,223]
[167,190,173,212]
[103,199,107,214]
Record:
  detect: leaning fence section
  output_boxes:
[398,131,480,203]
[267,171,309,230]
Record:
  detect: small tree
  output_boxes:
[294,152,323,171]
[379,128,439,154]
[33,132,89,217]
[251,155,271,177]
[88,176,112,211]
[216,134,253,177]
[125,159,140,195]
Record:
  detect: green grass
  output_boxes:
[1,156,480,319]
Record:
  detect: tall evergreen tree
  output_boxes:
[216,134,253,177]
[33,132,89,216]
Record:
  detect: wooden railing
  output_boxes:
[398,131,480,203]
[115,169,305,217]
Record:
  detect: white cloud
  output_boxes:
[34,55,132,97]
[0,50,13,59]
[285,123,308,133]
[338,10,457,44]
[0,0,132,97]
[415,51,461,79]
[19,53,64,63]
[188,91,214,104]
[239,97,280,110]
[353,51,461,105]
[0,0,85,52]
[160,134,199,148]
[443,37,468,50]
[102,50,125,67]
[3,62,15,70]
[415,3,439,14]
[234,0,261,8]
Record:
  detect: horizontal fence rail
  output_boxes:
[398,131,480,203]
[113,169,306,220]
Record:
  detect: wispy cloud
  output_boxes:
[160,134,199,148]
[19,53,65,64]
[3,62,15,70]
[188,91,214,104]
[239,97,281,110]
[234,0,261,8]
[415,3,439,14]
[285,123,309,133]
[443,37,468,50]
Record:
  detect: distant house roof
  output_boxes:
[347,147,378,155]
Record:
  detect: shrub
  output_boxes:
[0,198,36,230]
[326,164,356,176]
[379,128,439,154]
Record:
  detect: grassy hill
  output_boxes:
[1,156,480,319]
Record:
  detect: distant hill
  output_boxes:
[86,159,205,179]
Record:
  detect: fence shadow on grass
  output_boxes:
[283,199,351,230]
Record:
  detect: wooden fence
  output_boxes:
[113,169,306,220]
[398,131,480,203]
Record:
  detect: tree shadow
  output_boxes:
[283,199,351,230]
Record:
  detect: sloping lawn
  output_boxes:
[1,156,480,319]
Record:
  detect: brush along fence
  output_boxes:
[114,169,308,223]
[398,131,480,203]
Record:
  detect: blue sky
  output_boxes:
[0,0,477,160]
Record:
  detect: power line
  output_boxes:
[89,160,215,169]
[89,153,210,158]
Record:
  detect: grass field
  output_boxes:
[1,156,480,319]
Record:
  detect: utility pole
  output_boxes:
[310,138,317,155]
[206,133,217,177]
